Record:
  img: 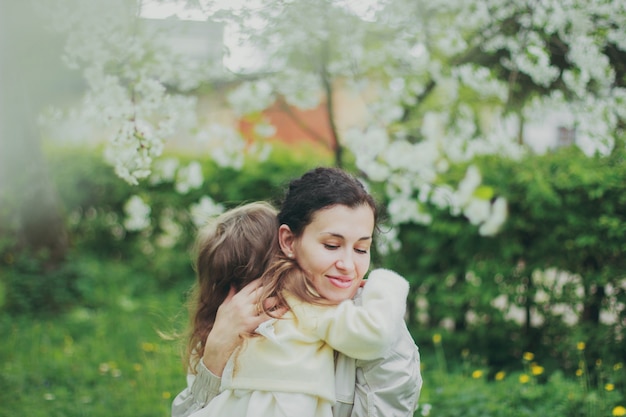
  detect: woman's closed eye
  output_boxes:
[323,243,369,254]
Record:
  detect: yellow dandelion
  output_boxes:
[596,359,602,367]
[471,370,483,379]
[613,405,626,417]
[495,371,506,381]
[605,383,615,392]
[519,374,530,384]
[614,363,623,371]
[577,342,586,351]
[522,352,534,361]
[531,365,544,376]
[432,334,442,344]
[133,363,143,372]
[462,349,470,358]
[576,369,583,377]
[162,391,172,400]
[142,342,157,352]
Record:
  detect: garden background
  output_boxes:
[1,1,625,416]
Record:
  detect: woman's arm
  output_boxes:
[171,361,222,417]
[172,280,286,417]
[351,324,422,417]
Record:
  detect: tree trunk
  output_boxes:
[0,1,70,267]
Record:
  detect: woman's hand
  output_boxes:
[202,279,286,376]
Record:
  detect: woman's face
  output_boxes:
[279,204,375,304]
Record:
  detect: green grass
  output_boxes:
[2,258,624,417]
[0,289,188,417]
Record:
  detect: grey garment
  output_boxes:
[336,288,422,417]
[171,361,221,417]
[332,324,422,417]
[351,323,422,417]
[333,351,357,417]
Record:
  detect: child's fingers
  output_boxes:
[262,296,287,318]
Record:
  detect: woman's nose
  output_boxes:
[336,252,355,272]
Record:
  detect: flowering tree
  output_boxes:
[1,0,234,261]
[3,0,625,259]
[208,0,625,243]
[209,0,626,361]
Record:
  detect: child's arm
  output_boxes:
[310,268,410,360]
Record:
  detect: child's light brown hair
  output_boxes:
[185,201,279,371]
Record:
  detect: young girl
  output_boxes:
[184,201,284,379]
[174,168,419,417]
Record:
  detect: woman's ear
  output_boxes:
[278,224,295,257]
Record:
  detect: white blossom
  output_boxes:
[45,0,208,184]
[504,304,526,326]
[273,71,322,110]
[375,225,402,256]
[551,303,580,326]
[227,80,276,116]
[456,165,482,206]
[388,197,433,225]
[155,209,182,248]
[190,196,225,228]
[149,158,180,185]
[419,403,432,417]
[175,162,204,194]
[465,310,479,325]
[429,185,457,211]
[491,294,508,311]
[123,195,151,232]
[479,197,508,236]
[253,122,277,138]
[463,198,491,226]
[197,124,248,169]
[599,309,618,326]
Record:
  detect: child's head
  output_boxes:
[188,201,279,364]
[196,201,279,294]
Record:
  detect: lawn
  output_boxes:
[1,256,624,417]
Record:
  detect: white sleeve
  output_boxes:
[311,268,409,360]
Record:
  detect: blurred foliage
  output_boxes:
[388,143,626,377]
[0,142,330,315]
[1,141,625,393]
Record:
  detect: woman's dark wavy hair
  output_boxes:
[278,167,380,237]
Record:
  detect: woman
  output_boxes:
[172,167,422,417]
